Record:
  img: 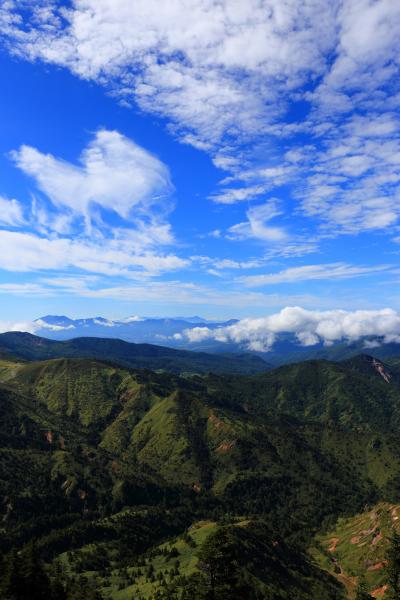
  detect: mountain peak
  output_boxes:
[341,353,393,383]
[36,315,74,324]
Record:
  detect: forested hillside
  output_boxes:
[1,351,400,598]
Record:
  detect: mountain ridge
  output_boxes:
[0,332,271,375]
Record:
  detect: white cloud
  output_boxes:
[322,0,400,97]
[0,230,188,276]
[120,315,145,323]
[2,130,187,280]
[295,121,400,234]
[0,196,25,226]
[241,262,390,288]
[34,318,75,331]
[213,165,295,205]
[0,273,333,314]
[11,129,172,228]
[210,185,268,205]
[210,258,264,271]
[228,200,287,243]
[0,1,339,147]
[0,319,36,334]
[183,306,400,351]
[1,0,400,251]
[0,282,54,296]
[2,2,399,150]
[263,242,320,259]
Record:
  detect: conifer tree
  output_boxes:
[386,530,400,599]
[355,575,373,600]
[1,548,25,600]
[21,543,52,600]
[1,545,52,600]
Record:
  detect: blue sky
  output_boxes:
[0,0,399,332]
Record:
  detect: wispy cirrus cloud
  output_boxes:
[240,262,392,288]
[2,129,189,280]
[11,129,173,230]
[0,196,26,226]
[227,200,287,243]
[0,230,189,277]
[0,275,340,313]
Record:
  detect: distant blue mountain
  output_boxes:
[34,315,238,345]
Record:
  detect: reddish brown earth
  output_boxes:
[367,561,387,572]
[215,440,235,453]
[371,532,383,546]
[371,584,388,597]
[328,537,340,553]
[208,413,226,431]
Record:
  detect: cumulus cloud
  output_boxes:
[183,306,400,351]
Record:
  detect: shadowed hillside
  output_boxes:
[0,332,271,375]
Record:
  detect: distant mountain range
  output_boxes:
[34,314,238,344]
[33,314,400,367]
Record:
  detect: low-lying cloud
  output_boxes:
[183,306,400,351]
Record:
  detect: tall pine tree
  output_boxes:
[386,529,400,600]
[355,575,373,600]
[1,544,57,600]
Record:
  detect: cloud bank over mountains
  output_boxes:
[2,308,400,358]
[182,307,400,351]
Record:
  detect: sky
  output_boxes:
[0,0,400,332]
